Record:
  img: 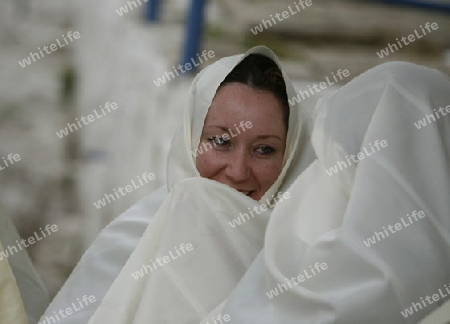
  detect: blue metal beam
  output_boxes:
[181,0,207,74]
[145,0,161,22]
[378,0,450,12]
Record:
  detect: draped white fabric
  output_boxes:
[0,203,49,324]
[221,61,450,323]
[86,46,314,324]
[37,187,167,324]
[42,54,450,323]
[0,237,29,324]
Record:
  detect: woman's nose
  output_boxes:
[225,150,251,182]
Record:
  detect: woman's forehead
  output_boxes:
[207,84,283,117]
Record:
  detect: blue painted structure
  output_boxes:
[379,0,450,12]
[181,0,207,74]
[145,0,161,22]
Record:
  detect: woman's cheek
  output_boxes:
[196,152,220,178]
[255,159,283,187]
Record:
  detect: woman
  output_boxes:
[39,46,314,324]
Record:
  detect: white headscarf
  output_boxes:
[222,61,450,323]
[86,45,314,324]
[166,46,310,203]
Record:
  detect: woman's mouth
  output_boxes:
[238,190,255,197]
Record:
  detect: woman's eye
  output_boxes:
[208,136,230,147]
[255,146,275,155]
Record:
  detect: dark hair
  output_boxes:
[219,54,290,131]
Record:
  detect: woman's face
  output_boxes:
[196,82,287,200]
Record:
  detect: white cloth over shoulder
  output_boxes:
[38,186,167,324]
[222,61,450,323]
[0,203,49,324]
[0,237,29,324]
[90,178,274,323]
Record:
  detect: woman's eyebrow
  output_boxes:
[256,135,282,141]
[205,126,230,132]
[204,126,282,141]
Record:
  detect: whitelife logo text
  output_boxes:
[0,224,58,262]
[363,210,425,247]
[19,31,81,68]
[191,121,253,158]
[0,153,21,171]
[376,22,439,59]
[93,172,155,209]
[266,262,328,299]
[131,243,193,280]
[250,0,313,35]
[288,69,350,106]
[38,295,96,324]
[325,140,388,176]
[56,102,119,139]
[414,104,450,129]
[153,50,215,87]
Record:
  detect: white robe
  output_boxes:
[37,187,167,323]
[222,61,450,323]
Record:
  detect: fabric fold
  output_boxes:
[88,178,271,324]
[37,186,168,324]
[222,61,450,323]
[0,237,29,324]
